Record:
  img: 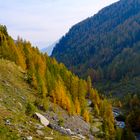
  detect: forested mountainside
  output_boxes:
[0,25,121,139]
[52,0,140,97]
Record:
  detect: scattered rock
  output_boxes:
[36,130,44,136]
[77,134,86,139]
[5,119,11,125]
[34,112,49,126]
[87,99,92,106]
[26,136,32,140]
[49,124,81,137]
[93,118,100,122]
[18,128,22,133]
[88,135,94,140]
[45,104,90,136]
[92,127,100,133]
[71,136,81,140]
[65,128,75,135]
[21,96,26,101]
[116,121,125,128]
[76,128,82,134]
[35,124,44,130]
[72,135,86,140]
[49,124,71,135]
[18,124,25,129]
[2,80,10,87]
[44,137,54,140]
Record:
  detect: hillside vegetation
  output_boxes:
[0,25,117,139]
[0,59,75,140]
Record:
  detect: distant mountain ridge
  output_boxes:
[41,42,57,56]
[52,0,140,96]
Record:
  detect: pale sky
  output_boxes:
[0,0,119,49]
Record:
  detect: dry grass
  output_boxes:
[0,59,73,140]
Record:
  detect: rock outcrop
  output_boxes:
[34,112,49,126]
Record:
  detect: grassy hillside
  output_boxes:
[0,59,72,140]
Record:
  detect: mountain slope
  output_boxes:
[41,42,56,56]
[52,0,140,96]
[0,25,117,139]
[0,59,75,140]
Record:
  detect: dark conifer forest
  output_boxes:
[52,0,140,97]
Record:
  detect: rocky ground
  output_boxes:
[42,102,104,139]
[45,103,90,136]
[0,59,104,140]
